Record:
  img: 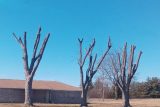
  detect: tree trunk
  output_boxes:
[102,86,105,101]
[25,77,33,106]
[114,85,118,100]
[81,89,88,107]
[122,88,131,107]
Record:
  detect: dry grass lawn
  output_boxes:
[0,99,159,107]
[88,98,160,107]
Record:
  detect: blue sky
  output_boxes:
[0,0,160,86]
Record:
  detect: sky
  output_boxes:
[0,0,160,86]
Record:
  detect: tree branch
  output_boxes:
[78,38,84,87]
[33,27,41,58]
[130,51,142,79]
[13,33,24,48]
[23,32,29,75]
[30,28,41,71]
[30,33,50,77]
[134,51,142,71]
[128,45,135,78]
[121,43,127,84]
[91,54,97,73]
[82,39,95,67]
[94,38,111,71]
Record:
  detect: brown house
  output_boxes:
[0,79,81,104]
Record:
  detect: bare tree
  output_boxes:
[97,69,107,101]
[110,43,142,107]
[100,52,122,100]
[13,27,50,106]
[78,38,111,107]
[101,71,105,101]
[114,83,121,100]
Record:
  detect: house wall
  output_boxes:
[50,90,81,104]
[0,88,81,104]
[32,89,49,103]
[0,88,24,103]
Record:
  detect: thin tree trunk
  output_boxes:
[114,84,118,100]
[102,86,105,101]
[25,77,33,106]
[81,88,88,107]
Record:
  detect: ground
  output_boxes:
[0,99,159,107]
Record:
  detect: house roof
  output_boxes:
[0,79,81,91]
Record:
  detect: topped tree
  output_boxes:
[78,37,111,107]
[13,27,50,106]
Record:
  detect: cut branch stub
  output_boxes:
[108,36,112,48]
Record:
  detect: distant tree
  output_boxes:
[89,77,113,99]
[100,52,122,100]
[89,77,104,98]
[129,81,147,98]
[13,28,50,106]
[98,70,107,101]
[78,38,111,107]
[146,77,160,98]
[130,77,160,98]
[104,43,142,107]
[113,83,122,99]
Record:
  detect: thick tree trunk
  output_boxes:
[81,89,88,107]
[24,77,33,106]
[122,88,131,107]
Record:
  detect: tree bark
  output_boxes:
[24,77,33,106]
[122,88,131,107]
[81,88,88,107]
